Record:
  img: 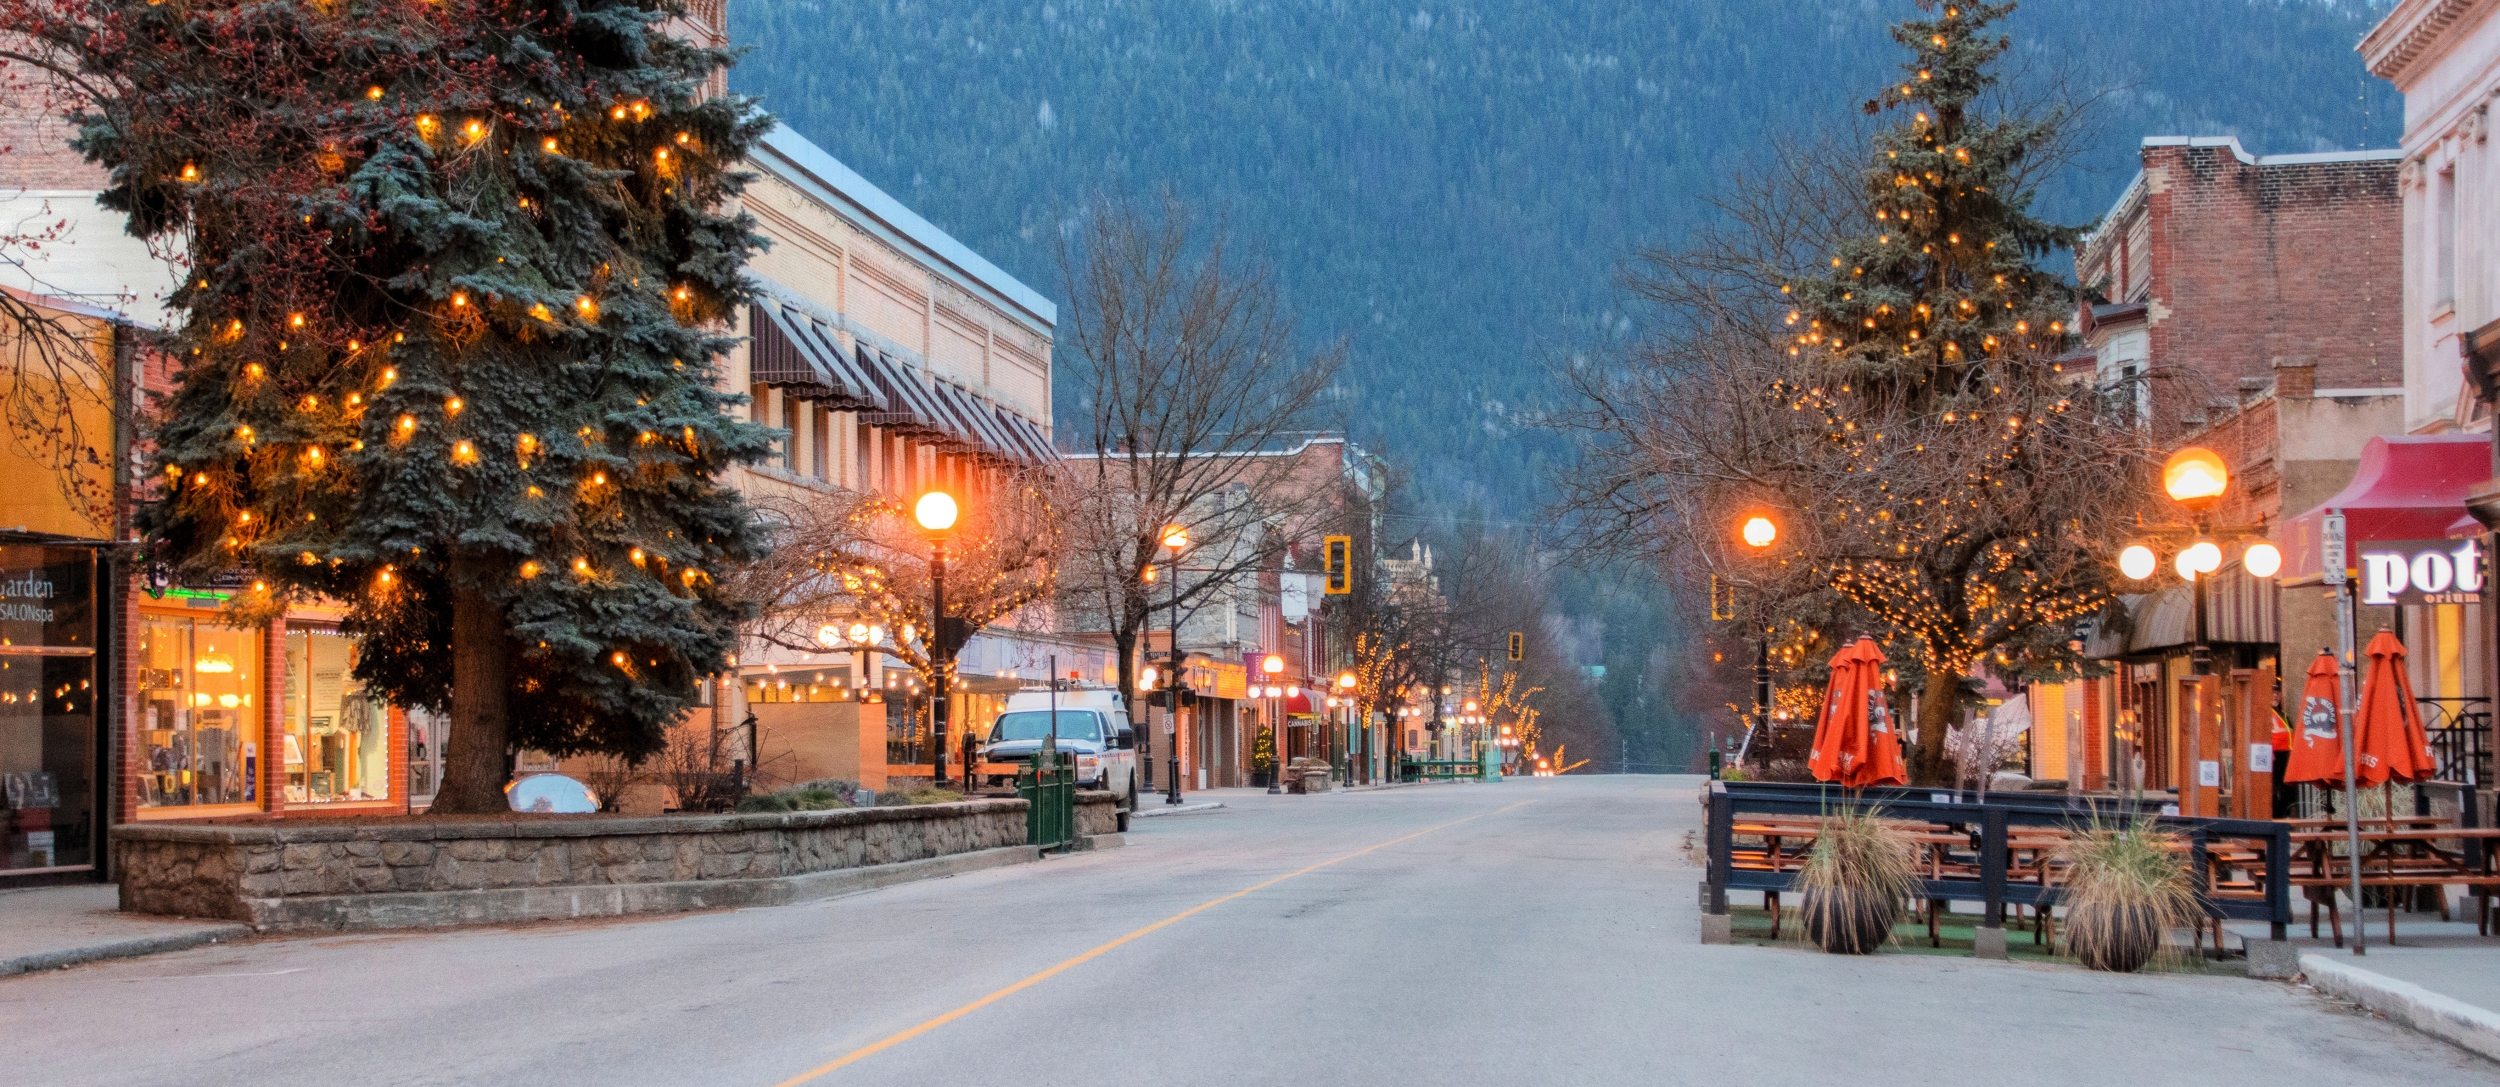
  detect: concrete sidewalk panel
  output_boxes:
[2302,952,2500,1063]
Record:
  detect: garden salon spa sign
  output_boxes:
[2358,539,2486,606]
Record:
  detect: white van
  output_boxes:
[978,686,1140,830]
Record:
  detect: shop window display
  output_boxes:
[136,613,261,810]
[282,628,388,804]
[409,706,444,809]
[0,544,99,874]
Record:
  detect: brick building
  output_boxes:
[2045,137,2405,816]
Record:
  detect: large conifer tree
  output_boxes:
[10,0,778,809]
[1776,0,2141,782]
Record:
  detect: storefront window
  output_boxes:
[282,628,388,804]
[1,544,98,873]
[409,706,444,808]
[137,612,262,810]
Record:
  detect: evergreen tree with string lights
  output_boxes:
[1766,0,2150,783]
[6,0,780,809]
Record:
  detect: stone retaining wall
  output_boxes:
[117,794,1120,930]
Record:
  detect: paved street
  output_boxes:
[6,776,2494,1086]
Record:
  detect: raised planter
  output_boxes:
[116,794,1121,931]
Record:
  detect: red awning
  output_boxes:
[2281,435,2490,583]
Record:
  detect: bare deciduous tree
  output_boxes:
[1054,191,1344,735]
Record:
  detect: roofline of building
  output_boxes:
[2137,135,2403,167]
[2083,137,2403,250]
[1058,432,1363,462]
[751,125,1056,336]
[2361,0,2496,82]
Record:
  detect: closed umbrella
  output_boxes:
[2350,629,2437,945]
[1809,638,1906,788]
[2282,651,2347,787]
[2352,630,2435,788]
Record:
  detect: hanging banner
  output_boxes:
[2356,538,2485,606]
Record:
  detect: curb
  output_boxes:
[2302,952,2500,1063]
[1133,802,1226,818]
[0,924,251,978]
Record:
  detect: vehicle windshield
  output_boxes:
[988,710,1103,744]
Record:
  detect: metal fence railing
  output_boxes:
[2420,697,2491,787]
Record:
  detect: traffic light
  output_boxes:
[1323,535,1351,595]
[1507,631,1524,662]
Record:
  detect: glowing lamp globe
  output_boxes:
[1338,671,1357,690]
[1740,515,1778,549]
[1261,653,1285,676]
[2184,539,2223,574]
[2118,544,2158,581]
[1161,524,1190,551]
[816,624,844,648]
[2244,541,2283,579]
[2162,447,2230,507]
[913,491,959,532]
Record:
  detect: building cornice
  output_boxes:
[2362,0,2498,82]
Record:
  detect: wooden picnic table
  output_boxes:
[2286,827,2500,944]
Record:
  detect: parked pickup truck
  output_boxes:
[978,687,1140,831]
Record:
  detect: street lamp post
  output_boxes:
[1337,670,1358,785]
[914,491,958,787]
[1735,513,1780,768]
[1262,652,1286,794]
[1161,525,1189,803]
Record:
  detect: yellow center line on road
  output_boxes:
[766,799,1536,1086]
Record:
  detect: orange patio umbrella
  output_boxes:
[2282,651,2348,787]
[1809,637,1907,788]
[2352,630,2436,788]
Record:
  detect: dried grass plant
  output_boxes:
[1796,808,1917,954]
[2059,820,2198,972]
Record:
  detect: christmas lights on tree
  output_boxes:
[20,0,781,809]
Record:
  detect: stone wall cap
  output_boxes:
[113,797,1030,845]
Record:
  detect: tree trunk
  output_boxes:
[1914,668,1960,787]
[430,583,513,813]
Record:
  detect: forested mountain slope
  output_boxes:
[729,0,2398,768]
[731,0,2396,519]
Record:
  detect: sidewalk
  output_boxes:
[0,883,250,978]
[2228,910,2500,1062]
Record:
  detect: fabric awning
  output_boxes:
[995,408,1056,463]
[2081,562,2280,659]
[854,347,952,437]
[2282,435,2490,583]
[750,302,881,408]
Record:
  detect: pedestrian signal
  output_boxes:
[1323,535,1352,594]
[1507,631,1524,662]
[1709,576,1738,622]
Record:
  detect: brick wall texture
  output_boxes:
[2080,144,2403,433]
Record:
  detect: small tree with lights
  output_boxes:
[4,0,780,810]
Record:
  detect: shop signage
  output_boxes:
[0,545,95,651]
[2357,538,2485,606]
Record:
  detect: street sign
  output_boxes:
[1323,535,1352,594]
[2322,511,2347,580]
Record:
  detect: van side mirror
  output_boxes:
[1115,729,1136,750]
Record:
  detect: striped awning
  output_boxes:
[749,302,879,408]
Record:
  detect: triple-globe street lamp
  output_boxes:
[2112,447,2279,817]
